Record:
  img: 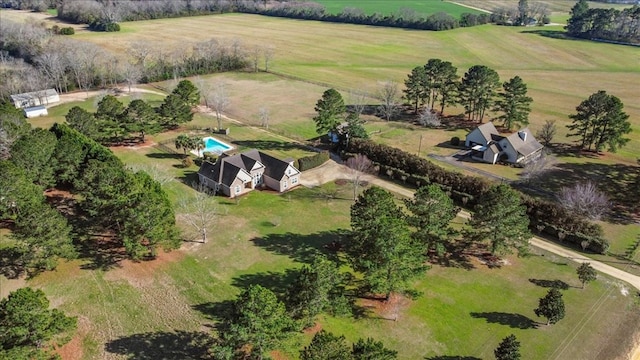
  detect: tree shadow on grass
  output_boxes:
[192,299,235,323]
[425,356,482,360]
[470,312,537,329]
[104,330,214,360]
[529,278,570,290]
[521,29,576,40]
[232,140,311,153]
[231,270,298,298]
[145,152,184,160]
[249,230,348,265]
[525,160,639,224]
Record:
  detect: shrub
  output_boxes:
[202,152,217,163]
[59,27,75,35]
[450,136,460,146]
[182,157,194,168]
[297,151,330,171]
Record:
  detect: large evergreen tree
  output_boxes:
[300,331,352,360]
[313,88,346,134]
[493,76,532,131]
[469,185,531,256]
[494,334,521,360]
[65,106,99,140]
[566,90,631,153]
[9,128,58,188]
[286,255,349,326]
[534,288,565,325]
[403,66,428,114]
[459,65,500,122]
[223,285,295,358]
[159,93,193,128]
[405,185,457,258]
[348,187,427,299]
[0,161,44,220]
[123,99,161,142]
[172,79,201,107]
[0,287,76,357]
[566,0,590,37]
[352,338,398,360]
[424,58,458,112]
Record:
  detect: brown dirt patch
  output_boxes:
[270,350,289,360]
[54,316,90,360]
[334,179,348,186]
[104,249,185,287]
[358,293,412,321]
[303,322,322,335]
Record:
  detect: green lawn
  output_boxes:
[312,0,483,17]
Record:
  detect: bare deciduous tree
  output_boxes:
[418,107,441,128]
[349,90,368,117]
[208,83,231,130]
[377,80,400,121]
[251,45,261,73]
[128,164,174,186]
[536,120,556,146]
[558,181,610,220]
[258,106,270,129]
[121,61,143,93]
[521,152,556,182]
[177,183,220,243]
[263,44,274,72]
[346,154,374,200]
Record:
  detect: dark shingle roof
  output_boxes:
[504,129,544,156]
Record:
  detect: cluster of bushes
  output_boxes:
[89,20,120,32]
[346,138,608,253]
[51,25,75,35]
[239,2,491,31]
[296,151,330,171]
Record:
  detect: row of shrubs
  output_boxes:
[238,3,491,31]
[296,151,330,172]
[346,138,609,254]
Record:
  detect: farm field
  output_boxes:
[2,7,640,360]
[311,0,483,17]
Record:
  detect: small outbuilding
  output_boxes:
[10,89,60,109]
[24,106,48,118]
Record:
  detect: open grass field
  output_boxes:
[455,0,636,12]
[2,8,640,359]
[312,0,483,17]
[5,136,640,358]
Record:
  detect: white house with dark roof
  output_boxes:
[197,149,300,198]
[465,122,543,165]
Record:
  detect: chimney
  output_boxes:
[518,131,527,141]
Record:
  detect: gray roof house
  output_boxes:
[10,89,60,109]
[465,122,543,165]
[197,149,301,198]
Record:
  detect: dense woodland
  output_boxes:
[566,0,640,43]
[0,18,247,98]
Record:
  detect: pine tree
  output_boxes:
[493,76,532,131]
[313,88,346,134]
[470,185,531,256]
[405,184,457,258]
[459,65,500,122]
[352,338,398,360]
[494,334,521,360]
[403,66,428,114]
[348,187,427,300]
[567,90,630,152]
[300,331,352,360]
[566,0,590,37]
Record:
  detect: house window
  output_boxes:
[235,185,241,194]
[287,168,291,175]
[283,180,288,189]
[291,177,298,184]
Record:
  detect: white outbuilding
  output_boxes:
[10,89,60,109]
[24,106,48,118]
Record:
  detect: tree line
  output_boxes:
[566,0,640,44]
[403,59,533,130]
[239,1,492,31]
[66,79,199,145]
[0,18,247,99]
[0,116,181,276]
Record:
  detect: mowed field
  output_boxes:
[2,9,640,359]
[59,13,640,162]
[312,0,483,16]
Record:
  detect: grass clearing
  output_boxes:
[313,0,483,17]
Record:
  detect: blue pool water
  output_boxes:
[194,136,233,156]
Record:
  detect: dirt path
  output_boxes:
[54,86,166,107]
[446,1,492,14]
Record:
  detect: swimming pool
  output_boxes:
[192,136,233,157]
